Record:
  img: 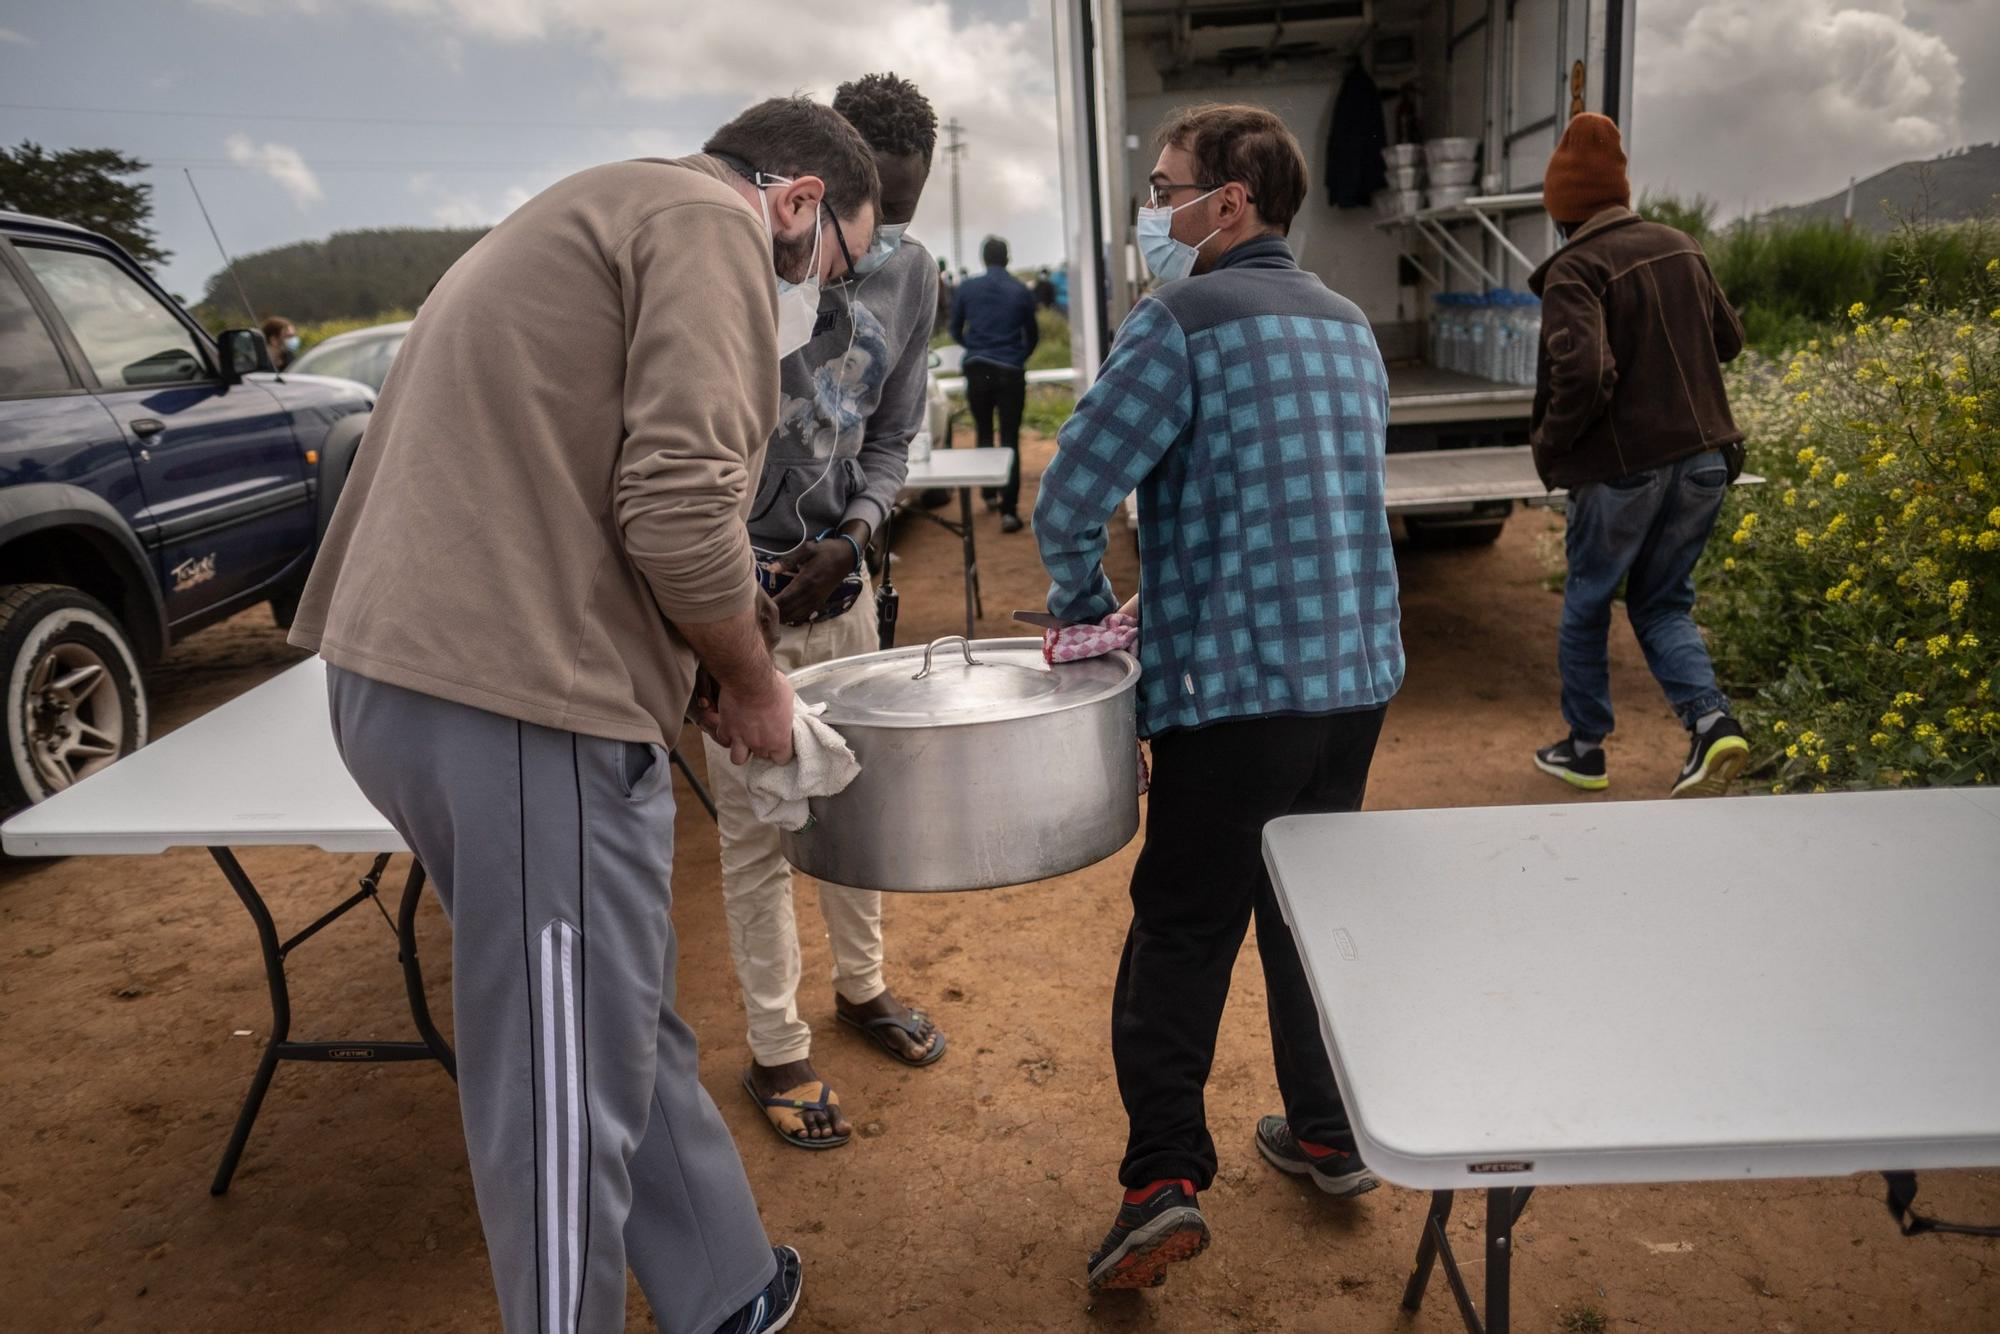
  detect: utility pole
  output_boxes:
[941,117,968,271]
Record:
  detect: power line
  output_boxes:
[0,101,672,131]
[147,158,585,173]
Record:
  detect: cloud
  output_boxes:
[192,0,322,13]
[224,134,326,208]
[1906,0,2000,146]
[407,173,530,227]
[0,27,32,44]
[1634,0,1964,215]
[225,0,1065,263]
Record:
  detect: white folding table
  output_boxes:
[1263,788,2000,1333]
[884,447,1014,643]
[0,657,715,1195]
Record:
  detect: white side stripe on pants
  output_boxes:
[561,923,582,1334]
[540,920,585,1334]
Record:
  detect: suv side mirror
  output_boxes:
[218,328,271,383]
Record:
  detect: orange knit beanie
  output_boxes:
[1543,113,1630,225]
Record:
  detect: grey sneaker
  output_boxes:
[711,1246,802,1334]
[1255,1116,1379,1199]
[1086,1179,1210,1291]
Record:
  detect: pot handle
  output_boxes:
[912,634,983,680]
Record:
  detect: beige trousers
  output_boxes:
[702,579,885,1066]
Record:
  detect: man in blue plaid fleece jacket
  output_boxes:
[1037,104,1404,1295]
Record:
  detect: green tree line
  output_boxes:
[1639,191,1997,353]
[0,141,168,265]
[194,227,487,327]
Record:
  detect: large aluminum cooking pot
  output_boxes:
[780,635,1140,892]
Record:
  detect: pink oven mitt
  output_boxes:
[1042,611,1139,665]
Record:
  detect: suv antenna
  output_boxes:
[184,169,259,326]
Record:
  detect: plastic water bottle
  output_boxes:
[1473,295,1494,380]
[1515,294,1542,385]
[1431,293,1453,371]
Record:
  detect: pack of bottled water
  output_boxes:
[1429,291,1541,386]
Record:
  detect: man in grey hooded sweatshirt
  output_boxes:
[699,73,948,1153]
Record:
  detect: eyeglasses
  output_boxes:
[1146,181,1258,209]
[826,210,859,280]
[1147,181,1217,208]
[752,168,860,279]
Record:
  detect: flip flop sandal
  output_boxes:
[742,1071,851,1151]
[837,1008,949,1067]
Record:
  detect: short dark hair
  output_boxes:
[833,73,938,165]
[1155,103,1309,233]
[705,96,881,223]
[982,235,1009,268]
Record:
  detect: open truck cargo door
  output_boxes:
[1049,0,1638,540]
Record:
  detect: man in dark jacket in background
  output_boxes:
[949,235,1040,531]
[1528,112,1751,799]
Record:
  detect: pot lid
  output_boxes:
[789,636,1138,729]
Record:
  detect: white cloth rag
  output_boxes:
[744,699,862,832]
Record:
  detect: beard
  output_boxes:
[772,226,816,286]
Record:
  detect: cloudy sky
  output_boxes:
[1,0,1994,303]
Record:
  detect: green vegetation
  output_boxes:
[193,226,485,328]
[1639,192,1999,354]
[0,141,168,266]
[1697,279,2000,790]
[1022,384,1077,435]
[1023,308,1079,433]
[1556,1305,1609,1334]
[294,310,415,354]
[1027,306,1073,372]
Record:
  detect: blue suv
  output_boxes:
[0,210,370,807]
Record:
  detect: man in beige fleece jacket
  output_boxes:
[289,98,878,1334]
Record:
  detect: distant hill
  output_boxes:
[1762,144,2000,234]
[196,226,486,324]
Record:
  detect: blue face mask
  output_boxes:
[852,221,909,277]
[1136,187,1221,283]
[282,334,301,354]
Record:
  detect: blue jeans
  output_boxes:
[1560,450,1731,741]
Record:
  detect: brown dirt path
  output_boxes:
[2,433,1993,1333]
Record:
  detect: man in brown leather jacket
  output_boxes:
[1527,113,1752,799]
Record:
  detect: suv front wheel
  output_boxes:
[0,584,149,808]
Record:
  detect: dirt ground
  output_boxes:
[2,432,1994,1334]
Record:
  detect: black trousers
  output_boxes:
[1114,706,1389,1190]
[963,360,1027,514]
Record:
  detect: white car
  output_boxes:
[924,351,953,451]
[287,320,411,392]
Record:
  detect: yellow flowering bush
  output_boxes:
[1700,283,2000,790]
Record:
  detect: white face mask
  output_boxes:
[1136,186,1221,283]
[852,221,908,277]
[756,173,822,358]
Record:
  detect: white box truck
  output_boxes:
[1050,0,1637,544]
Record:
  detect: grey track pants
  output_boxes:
[327,666,774,1333]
